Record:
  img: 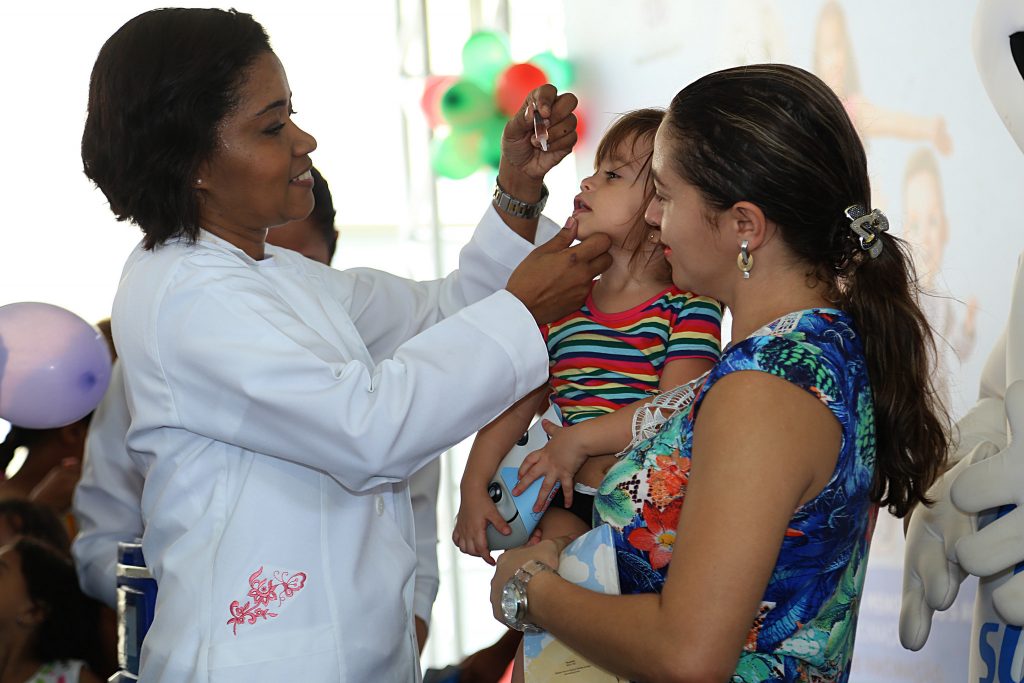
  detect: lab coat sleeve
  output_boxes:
[341,205,561,364]
[154,261,549,491]
[409,459,441,626]
[72,361,145,609]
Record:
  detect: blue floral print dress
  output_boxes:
[593,309,878,682]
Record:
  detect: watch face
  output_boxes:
[501,582,522,624]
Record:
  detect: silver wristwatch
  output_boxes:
[500,559,555,632]
[492,182,549,220]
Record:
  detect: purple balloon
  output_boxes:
[0,302,112,429]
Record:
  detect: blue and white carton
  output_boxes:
[524,524,627,682]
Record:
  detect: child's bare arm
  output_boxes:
[658,357,714,392]
[514,358,714,508]
[460,384,550,488]
[453,384,550,563]
[568,357,712,457]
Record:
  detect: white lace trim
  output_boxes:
[623,371,710,453]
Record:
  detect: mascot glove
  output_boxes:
[899,438,1000,650]
[953,380,1024,624]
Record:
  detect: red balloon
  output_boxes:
[494,63,548,115]
[420,75,458,129]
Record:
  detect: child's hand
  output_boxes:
[453,486,509,566]
[501,84,578,181]
[512,420,589,512]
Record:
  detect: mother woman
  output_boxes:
[490,64,948,682]
[81,8,607,682]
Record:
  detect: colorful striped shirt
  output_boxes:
[542,285,722,425]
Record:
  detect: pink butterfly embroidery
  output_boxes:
[227,566,307,635]
[273,570,307,600]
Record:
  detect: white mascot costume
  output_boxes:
[900,0,1024,680]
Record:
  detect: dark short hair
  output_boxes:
[309,167,338,260]
[82,8,272,249]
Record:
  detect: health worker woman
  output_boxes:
[80,8,608,682]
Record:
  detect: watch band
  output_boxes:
[501,559,555,632]
[515,559,554,585]
[492,181,548,220]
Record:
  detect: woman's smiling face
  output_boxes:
[196,51,318,237]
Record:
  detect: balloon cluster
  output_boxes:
[0,302,112,429]
[422,31,577,179]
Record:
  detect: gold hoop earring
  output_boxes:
[737,240,753,279]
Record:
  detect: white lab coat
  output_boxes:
[74,363,444,625]
[72,359,142,609]
[110,207,555,682]
[408,457,440,628]
[74,360,445,626]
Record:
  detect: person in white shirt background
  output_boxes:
[78,7,610,681]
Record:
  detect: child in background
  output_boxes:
[453,108,722,563]
[813,0,952,155]
[0,536,104,683]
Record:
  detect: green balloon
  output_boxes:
[479,116,507,169]
[462,31,511,93]
[431,129,483,179]
[529,51,575,90]
[439,80,495,129]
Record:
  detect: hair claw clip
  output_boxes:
[844,204,889,259]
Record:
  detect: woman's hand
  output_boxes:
[489,536,572,624]
[453,486,509,566]
[500,85,579,186]
[506,217,611,325]
[513,420,589,512]
[491,85,578,240]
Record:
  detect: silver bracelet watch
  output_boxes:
[492,181,549,220]
[500,559,555,632]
